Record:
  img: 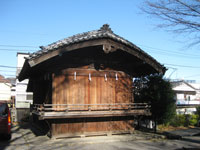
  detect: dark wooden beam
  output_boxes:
[28,39,108,67]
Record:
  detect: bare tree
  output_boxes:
[142,0,200,46]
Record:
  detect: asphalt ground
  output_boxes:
[0,123,200,150]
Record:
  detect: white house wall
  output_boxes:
[176,94,196,101]
[173,82,196,92]
[16,53,33,108]
[172,81,200,114]
[190,83,200,90]
[0,83,11,101]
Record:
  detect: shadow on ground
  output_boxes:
[175,148,200,150]
[0,121,47,150]
[0,123,200,150]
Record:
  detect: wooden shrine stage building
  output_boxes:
[18,24,166,138]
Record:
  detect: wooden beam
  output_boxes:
[105,39,165,74]
[33,109,151,120]
[29,39,108,67]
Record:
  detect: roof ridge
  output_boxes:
[172,80,198,90]
[183,81,197,90]
[29,24,112,58]
[30,24,136,58]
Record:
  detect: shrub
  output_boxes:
[170,114,198,127]
[134,75,176,132]
[189,114,198,126]
[196,106,200,119]
[170,114,185,127]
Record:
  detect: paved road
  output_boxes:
[166,127,200,136]
[0,124,200,150]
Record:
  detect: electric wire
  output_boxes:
[0,48,36,51]
[0,44,38,48]
[164,63,200,68]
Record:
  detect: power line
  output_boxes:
[164,63,200,68]
[147,50,200,59]
[0,70,16,72]
[137,44,199,56]
[0,65,18,68]
[0,44,38,48]
[184,74,200,78]
[137,43,200,59]
[0,48,36,52]
[0,74,16,77]
[145,48,200,59]
[0,42,198,60]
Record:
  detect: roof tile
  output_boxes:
[28,24,163,71]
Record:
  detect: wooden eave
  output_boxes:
[28,39,164,73]
[18,24,166,81]
[18,39,165,81]
[173,90,196,95]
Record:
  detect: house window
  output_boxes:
[26,94,33,100]
[184,94,187,100]
[187,96,190,101]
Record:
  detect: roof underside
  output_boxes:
[18,24,166,81]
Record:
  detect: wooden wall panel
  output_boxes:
[51,117,134,137]
[52,69,133,107]
[51,69,134,136]
[90,76,96,104]
[32,77,52,104]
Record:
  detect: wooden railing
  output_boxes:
[33,103,150,112]
[32,103,151,120]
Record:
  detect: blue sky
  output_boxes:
[0,0,200,82]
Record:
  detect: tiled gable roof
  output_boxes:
[18,24,166,81]
[0,75,10,83]
[28,24,157,64]
[171,80,197,91]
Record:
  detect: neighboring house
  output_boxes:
[171,80,200,114]
[7,77,16,107]
[15,53,33,122]
[0,75,11,102]
[190,82,200,102]
[18,24,165,138]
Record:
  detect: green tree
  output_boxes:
[196,106,200,121]
[134,74,176,132]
